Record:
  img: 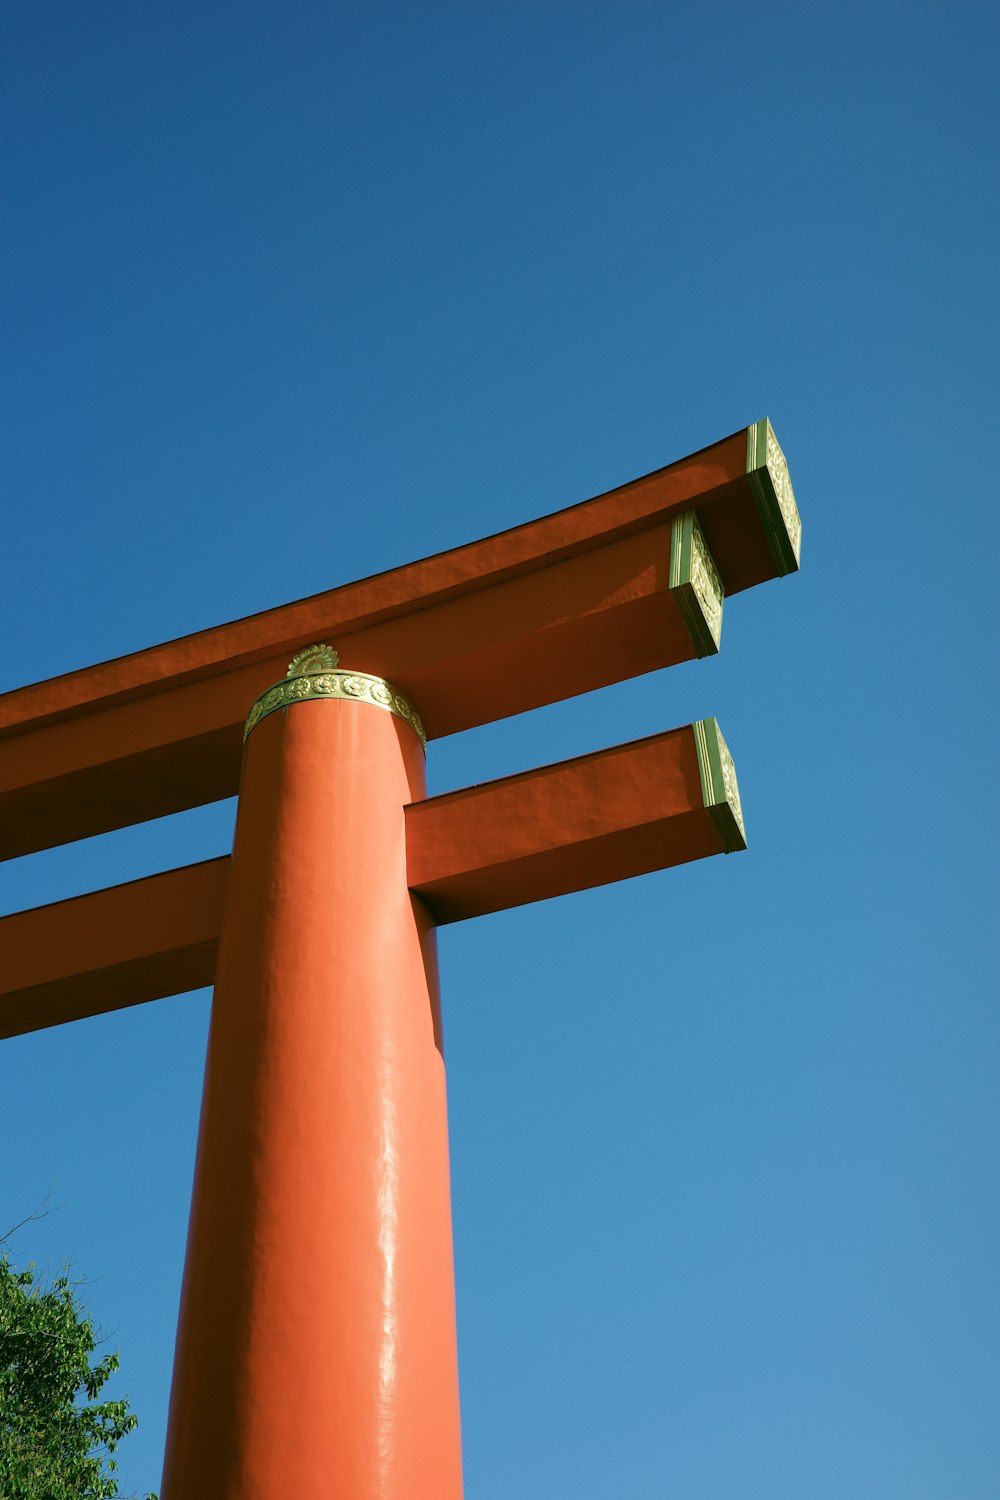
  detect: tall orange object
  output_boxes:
[161,663,462,1499]
[0,422,803,1498]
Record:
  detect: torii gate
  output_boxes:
[0,419,801,1498]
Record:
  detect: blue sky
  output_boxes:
[2,1,997,1494]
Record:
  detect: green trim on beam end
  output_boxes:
[692,718,747,854]
[669,512,724,657]
[746,418,802,576]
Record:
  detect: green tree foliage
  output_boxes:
[0,1255,155,1500]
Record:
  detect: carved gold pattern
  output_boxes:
[669,512,724,656]
[763,425,802,563]
[689,518,724,648]
[692,717,747,853]
[746,418,802,574]
[713,723,746,846]
[286,643,340,677]
[244,657,425,748]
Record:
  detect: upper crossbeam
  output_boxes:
[0,420,798,860]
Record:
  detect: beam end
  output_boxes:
[669,511,724,656]
[693,717,747,853]
[746,418,802,576]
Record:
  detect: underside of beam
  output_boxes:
[0,422,798,860]
[0,723,746,1036]
[0,857,228,1039]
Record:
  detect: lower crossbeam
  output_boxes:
[0,721,744,1038]
[0,857,228,1039]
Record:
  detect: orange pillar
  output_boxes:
[161,658,462,1499]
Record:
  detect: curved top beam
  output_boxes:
[0,422,800,859]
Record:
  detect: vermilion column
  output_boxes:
[161,651,462,1499]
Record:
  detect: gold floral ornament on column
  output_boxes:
[287,644,341,676]
[243,643,426,749]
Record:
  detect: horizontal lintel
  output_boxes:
[0,723,745,1036]
[0,422,798,860]
[406,720,744,923]
[0,857,228,1040]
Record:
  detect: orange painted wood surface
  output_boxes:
[0,729,727,1037]
[0,428,765,859]
[406,727,724,923]
[0,857,227,1039]
[161,698,462,1499]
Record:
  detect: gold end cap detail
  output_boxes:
[669,512,724,656]
[692,717,747,854]
[746,418,802,576]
